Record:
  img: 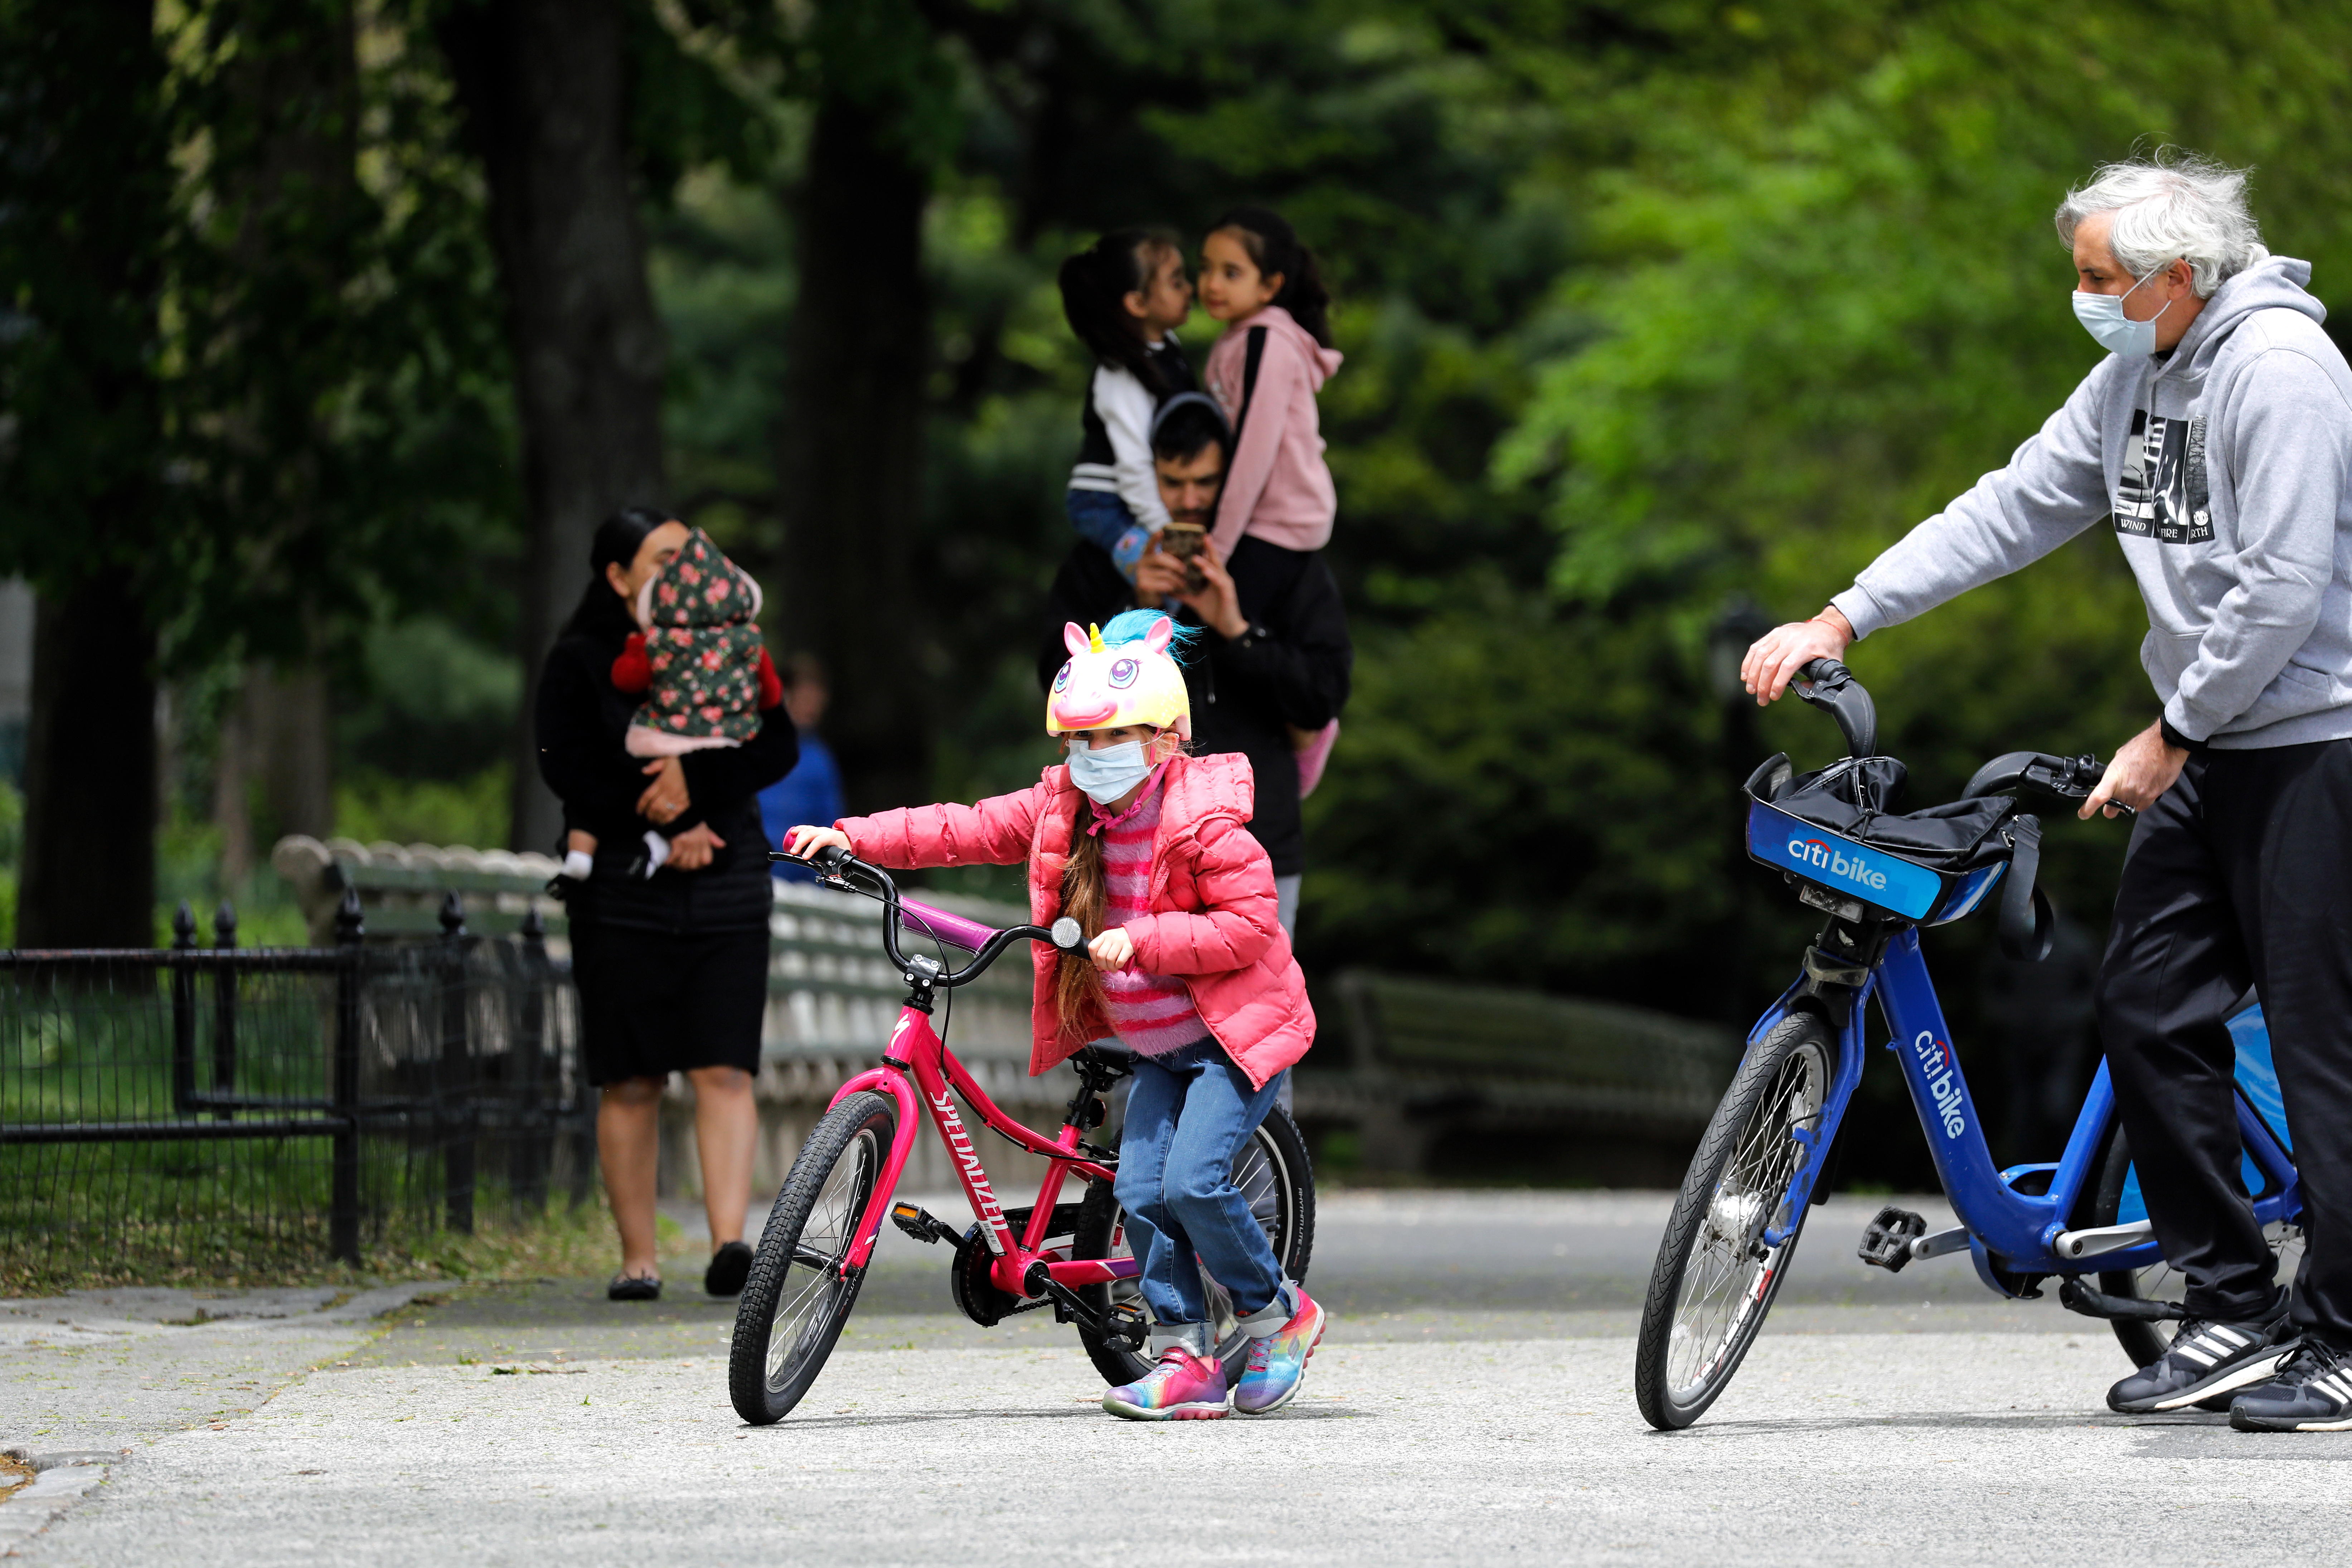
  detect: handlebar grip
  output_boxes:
[1790,658,1877,760]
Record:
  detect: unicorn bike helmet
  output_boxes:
[1046,611,1192,742]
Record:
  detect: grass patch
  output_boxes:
[0,1189,636,1297]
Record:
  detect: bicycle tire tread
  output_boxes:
[727,1091,894,1424]
[1634,1011,1830,1430]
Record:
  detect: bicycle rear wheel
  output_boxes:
[1635,1010,1834,1430]
[2081,1122,2305,1369]
[728,1091,895,1424]
[1070,1104,1315,1386]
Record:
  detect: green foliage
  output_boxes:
[336,763,512,848]
[1497,0,2352,947]
[157,0,519,673]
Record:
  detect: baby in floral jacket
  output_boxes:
[614,527,778,755]
[559,527,783,881]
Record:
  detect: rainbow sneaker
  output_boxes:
[1233,1284,1326,1415]
[1102,1346,1229,1421]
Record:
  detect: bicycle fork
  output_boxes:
[1756,969,1875,1251]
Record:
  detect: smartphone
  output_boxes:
[1159,521,1208,592]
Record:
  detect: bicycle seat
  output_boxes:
[1071,1043,1137,1080]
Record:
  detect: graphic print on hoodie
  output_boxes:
[2114,407,2214,545]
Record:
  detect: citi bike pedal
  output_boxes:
[889,1202,958,1246]
[1857,1206,1927,1271]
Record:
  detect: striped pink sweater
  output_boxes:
[1092,771,1208,1057]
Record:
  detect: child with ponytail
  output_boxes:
[1195,206,1347,793]
[1058,230,1200,580]
[1197,206,1344,559]
[783,609,1326,1421]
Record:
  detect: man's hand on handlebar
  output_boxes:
[2081,722,2188,821]
[1088,927,1135,972]
[1741,607,1856,705]
[782,825,852,862]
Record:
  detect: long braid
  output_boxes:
[1052,795,1110,1033]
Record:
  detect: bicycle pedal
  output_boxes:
[1103,1303,1148,1353]
[1858,1206,1927,1272]
[889,1202,956,1246]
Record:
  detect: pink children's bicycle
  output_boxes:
[727,845,1316,1425]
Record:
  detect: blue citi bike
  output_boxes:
[1636,659,2303,1429]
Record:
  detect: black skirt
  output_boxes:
[572,918,771,1086]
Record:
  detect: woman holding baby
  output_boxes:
[533,507,798,1303]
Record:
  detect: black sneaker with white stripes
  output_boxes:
[2106,1311,2294,1414]
[2229,1340,2352,1432]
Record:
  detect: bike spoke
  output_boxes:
[765,1129,876,1390]
[1666,1046,1824,1400]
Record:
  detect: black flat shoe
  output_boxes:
[608,1273,661,1302]
[705,1241,753,1298]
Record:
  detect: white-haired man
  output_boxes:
[1745,154,2352,1431]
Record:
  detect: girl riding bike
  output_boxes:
[785,608,1327,1420]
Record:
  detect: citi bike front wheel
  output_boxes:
[1635,1011,1835,1430]
[1070,1104,1316,1387]
[728,1091,896,1424]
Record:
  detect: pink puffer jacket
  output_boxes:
[835,752,1314,1089]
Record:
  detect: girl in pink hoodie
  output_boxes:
[783,610,1327,1422]
[1195,207,1348,794]
[1197,207,1345,560]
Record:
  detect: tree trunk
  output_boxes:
[19,574,157,948]
[438,0,667,854]
[215,664,336,882]
[775,98,932,815]
[5,0,168,948]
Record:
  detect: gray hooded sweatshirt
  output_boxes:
[1831,251,2352,749]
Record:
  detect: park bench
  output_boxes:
[1296,970,1740,1178]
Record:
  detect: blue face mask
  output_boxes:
[1066,738,1153,804]
[2072,261,2180,358]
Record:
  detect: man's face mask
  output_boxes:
[2073,259,2182,358]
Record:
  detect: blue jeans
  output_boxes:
[1114,1038,1285,1327]
[1066,488,1155,579]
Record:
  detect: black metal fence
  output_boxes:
[0,890,590,1283]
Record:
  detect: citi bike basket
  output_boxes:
[1634,660,2302,1429]
[726,845,1314,1424]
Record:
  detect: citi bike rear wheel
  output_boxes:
[1636,1011,1834,1430]
[2080,1123,2306,1369]
[1070,1105,1316,1386]
[728,1091,895,1424]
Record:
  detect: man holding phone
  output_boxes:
[1038,394,1352,938]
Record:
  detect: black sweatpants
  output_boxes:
[2096,737,2352,1342]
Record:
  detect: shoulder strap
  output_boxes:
[1229,326,1268,446]
[1997,814,2055,962]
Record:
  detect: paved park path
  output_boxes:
[6,1193,2346,1564]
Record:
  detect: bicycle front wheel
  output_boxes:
[728,1091,895,1424]
[1635,1010,1834,1430]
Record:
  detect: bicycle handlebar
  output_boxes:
[1787,660,2130,814]
[1961,749,2120,806]
[1791,658,1877,760]
[768,845,1086,986]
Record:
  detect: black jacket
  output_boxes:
[1038,537,1351,876]
[534,602,797,935]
